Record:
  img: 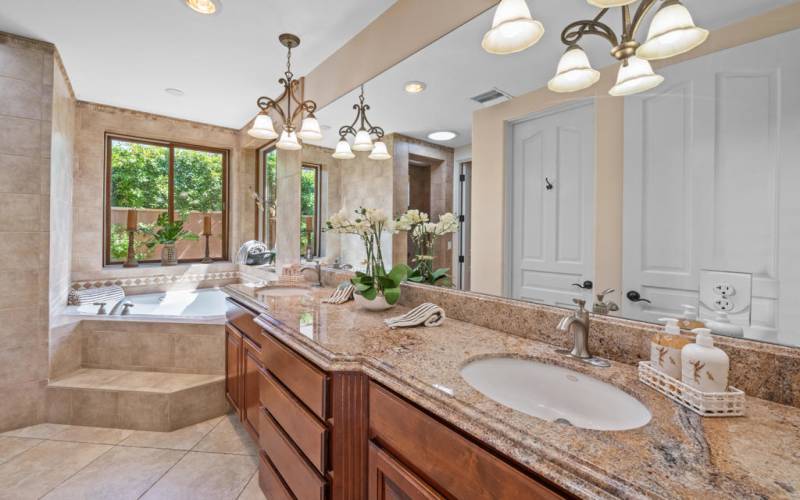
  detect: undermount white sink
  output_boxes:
[257,286,310,297]
[460,357,651,431]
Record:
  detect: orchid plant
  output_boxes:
[326,207,410,304]
[395,210,459,286]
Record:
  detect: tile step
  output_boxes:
[47,368,229,432]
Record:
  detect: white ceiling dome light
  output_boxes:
[482,0,544,55]
[637,0,709,60]
[586,0,636,7]
[183,0,221,15]
[404,81,427,94]
[547,45,600,93]
[428,131,457,142]
[608,56,664,97]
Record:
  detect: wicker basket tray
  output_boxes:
[638,361,745,417]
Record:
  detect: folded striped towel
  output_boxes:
[68,285,125,306]
[322,283,355,304]
[384,303,446,329]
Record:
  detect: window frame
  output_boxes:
[104,133,230,266]
[301,162,322,257]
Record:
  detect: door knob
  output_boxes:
[572,280,593,290]
[626,291,652,304]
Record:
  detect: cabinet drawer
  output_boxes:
[260,408,327,500]
[259,452,293,500]
[225,299,261,345]
[369,382,565,500]
[369,441,444,500]
[261,332,328,420]
[260,368,327,473]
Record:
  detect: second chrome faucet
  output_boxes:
[556,298,610,368]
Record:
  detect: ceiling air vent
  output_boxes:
[470,88,513,107]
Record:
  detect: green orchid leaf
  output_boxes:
[360,286,378,301]
[383,286,401,305]
[387,263,411,285]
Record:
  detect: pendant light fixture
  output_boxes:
[333,85,391,161]
[547,45,600,93]
[549,0,708,97]
[482,0,545,55]
[247,34,322,150]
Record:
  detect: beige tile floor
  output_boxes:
[0,413,265,500]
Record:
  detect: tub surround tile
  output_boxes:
[225,283,800,499]
[41,446,184,500]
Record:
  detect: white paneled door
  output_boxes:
[510,102,595,307]
[623,29,800,344]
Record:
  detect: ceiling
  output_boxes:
[0,0,396,129]
[315,0,797,149]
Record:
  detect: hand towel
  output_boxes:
[384,303,446,329]
[68,285,125,306]
[323,283,355,304]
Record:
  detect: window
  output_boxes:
[105,135,228,265]
[257,149,321,257]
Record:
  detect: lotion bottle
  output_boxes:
[651,318,690,379]
[681,328,730,392]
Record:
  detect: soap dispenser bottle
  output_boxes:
[651,318,689,379]
[677,304,705,330]
[681,328,730,392]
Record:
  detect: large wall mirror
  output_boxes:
[312,0,800,348]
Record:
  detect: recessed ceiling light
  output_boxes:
[183,0,221,15]
[404,81,427,94]
[427,131,457,142]
[165,88,184,96]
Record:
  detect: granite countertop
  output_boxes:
[225,284,800,499]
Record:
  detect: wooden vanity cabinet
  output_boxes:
[225,298,265,440]
[224,325,242,412]
[225,298,570,500]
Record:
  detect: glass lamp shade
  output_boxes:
[481,0,545,55]
[637,0,709,60]
[609,57,665,97]
[548,45,600,93]
[297,116,323,141]
[368,141,392,161]
[276,130,302,151]
[352,129,374,152]
[247,114,278,140]
[332,140,355,160]
[586,0,636,7]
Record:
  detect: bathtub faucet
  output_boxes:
[120,301,134,315]
[93,302,108,315]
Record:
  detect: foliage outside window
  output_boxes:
[301,165,320,257]
[106,136,227,264]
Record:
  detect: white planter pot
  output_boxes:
[354,293,395,312]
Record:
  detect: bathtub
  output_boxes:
[64,288,228,324]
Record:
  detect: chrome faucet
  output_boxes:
[120,301,134,315]
[592,288,620,315]
[556,298,610,367]
[300,261,323,287]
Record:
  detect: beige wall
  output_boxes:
[0,33,76,431]
[72,102,251,280]
[470,2,800,298]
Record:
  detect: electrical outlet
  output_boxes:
[713,282,735,297]
[714,297,734,311]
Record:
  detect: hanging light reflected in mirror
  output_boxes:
[482,0,545,55]
[637,0,709,60]
[609,56,664,96]
[548,45,600,93]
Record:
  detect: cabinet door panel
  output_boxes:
[242,336,262,439]
[225,326,242,413]
[368,441,443,500]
